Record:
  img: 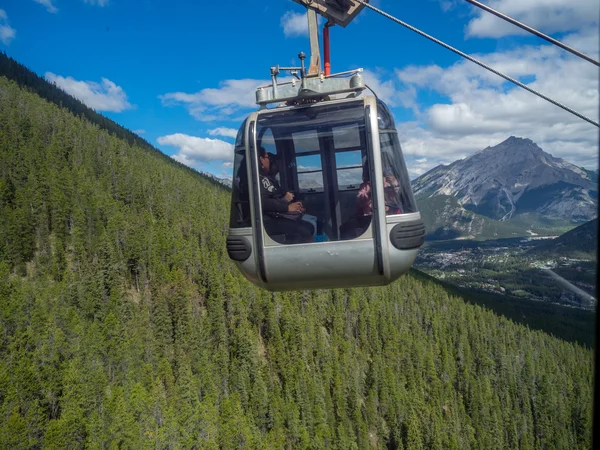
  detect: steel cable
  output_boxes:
[355,0,599,128]
[464,0,599,67]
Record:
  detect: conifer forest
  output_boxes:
[0,69,594,448]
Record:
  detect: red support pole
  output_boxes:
[323,25,331,76]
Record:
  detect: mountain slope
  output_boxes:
[0,51,226,190]
[0,76,593,448]
[413,136,597,231]
[529,218,598,260]
[418,194,526,240]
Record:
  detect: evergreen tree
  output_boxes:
[0,71,594,449]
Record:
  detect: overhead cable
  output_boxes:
[464,0,599,67]
[355,0,599,128]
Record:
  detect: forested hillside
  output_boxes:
[530,218,598,260]
[0,75,594,449]
[0,51,220,186]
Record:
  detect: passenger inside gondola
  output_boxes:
[340,163,409,239]
[339,169,372,240]
[258,148,314,244]
[383,168,403,215]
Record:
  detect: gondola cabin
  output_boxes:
[227,69,425,290]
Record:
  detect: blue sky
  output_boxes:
[1,0,598,179]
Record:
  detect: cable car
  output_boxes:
[225,0,598,291]
[226,64,424,290]
[226,1,424,290]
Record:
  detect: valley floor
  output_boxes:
[415,237,597,311]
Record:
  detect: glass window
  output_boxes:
[377,99,396,131]
[298,173,324,191]
[257,128,282,184]
[297,154,323,192]
[255,101,371,244]
[229,119,251,228]
[380,132,417,215]
[292,131,320,153]
[332,124,361,149]
[335,150,362,169]
[235,120,245,147]
[336,151,363,190]
[259,128,276,154]
[337,168,363,190]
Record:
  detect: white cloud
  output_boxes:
[161,78,265,121]
[466,0,599,39]
[280,10,323,37]
[440,1,458,13]
[133,129,146,135]
[362,69,422,114]
[157,134,234,166]
[0,10,15,45]
[33,0,58,13]
[83,0,110,6]
[393,32,598,174]
[208,127,238,138]
[561,25,599,55]
[45,72,132,112]
[281,11,309,37]
[405,155,434,179]
[362,69,400,107]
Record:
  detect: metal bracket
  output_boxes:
[292,0,368,27]
[256,69,365,106]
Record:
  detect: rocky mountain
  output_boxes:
[413,137,598,239]
[418,195,525,240]
[582,167,598,183]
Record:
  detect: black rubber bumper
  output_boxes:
[226,235,252,261]
[390,219,425,250]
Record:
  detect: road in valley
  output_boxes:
[542,268,597,308]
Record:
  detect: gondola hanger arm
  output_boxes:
[292,1,369,76]
[291,0,368,28]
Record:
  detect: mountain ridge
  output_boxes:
[529,218,598,259]
[0,51,226,190]
[412,136,597,239]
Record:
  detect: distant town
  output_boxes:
[415,237,597,311]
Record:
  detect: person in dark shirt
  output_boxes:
[259,148,314,244]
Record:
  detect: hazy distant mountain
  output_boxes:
[202,172,232,188]
[413,137,598,239]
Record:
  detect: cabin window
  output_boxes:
[292,130,321,153]
[255,101,372,244]
[375,100,417,215]
[333,124,361,149]
[379,132,417,215]
[229,119,250,228]
[296,154,324,192]
[336,150,363,190]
